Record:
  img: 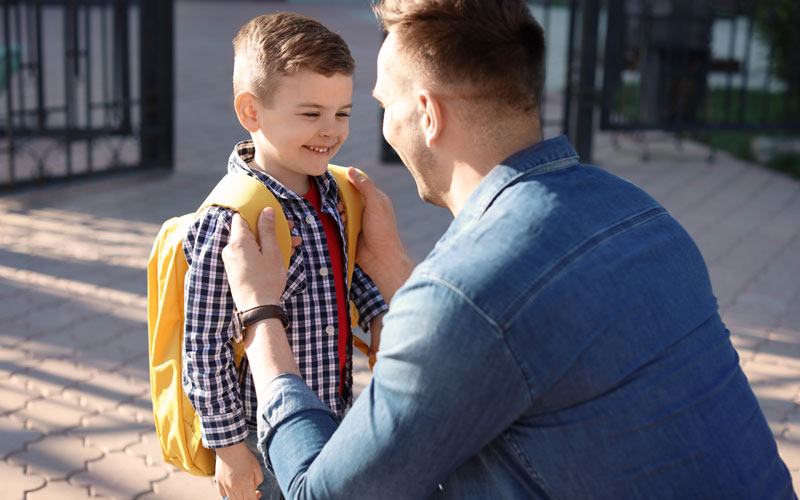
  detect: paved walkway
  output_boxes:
[1,2,798,498]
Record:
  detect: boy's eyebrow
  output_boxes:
[296,103,353,109]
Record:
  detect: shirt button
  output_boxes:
[305,214,315,224]
[325,325,335,335]
[319,267,329,277]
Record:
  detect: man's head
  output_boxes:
[372,0,545,208]
[232,14,355,193]
[373,0,545,113]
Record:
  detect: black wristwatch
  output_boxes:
[232,305,290,343]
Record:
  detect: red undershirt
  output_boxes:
[302,180,349,395]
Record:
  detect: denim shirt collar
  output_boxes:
[454,135,580,227]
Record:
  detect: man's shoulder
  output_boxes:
[413,166,680,323]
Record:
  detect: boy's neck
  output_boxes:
[250,149,311,195]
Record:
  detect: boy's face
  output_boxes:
[250,69,353,190]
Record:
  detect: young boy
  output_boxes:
[182,13,388,500]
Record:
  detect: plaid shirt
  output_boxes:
[182,141,388,449]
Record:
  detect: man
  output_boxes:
[222,1,796,498]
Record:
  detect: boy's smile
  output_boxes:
[246,69,353,195]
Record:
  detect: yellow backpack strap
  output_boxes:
[197,172,294,366]
[199,172,293,270]
[328,165,363,288]
[328,165,376,365]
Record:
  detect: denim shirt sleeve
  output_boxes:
[258,275,531,498]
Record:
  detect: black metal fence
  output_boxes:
[1,0,173,190]
[600,0,800,132]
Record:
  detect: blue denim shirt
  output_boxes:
[258,136,795,499]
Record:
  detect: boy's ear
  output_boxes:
[234,92,260,133]
[418,90,443,147]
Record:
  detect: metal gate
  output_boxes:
[562,0,800,162]
[1,0,173,190]
[599,0,800,132]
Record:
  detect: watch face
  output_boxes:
[232,311,245,343]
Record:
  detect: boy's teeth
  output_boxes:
[308,146,328,153]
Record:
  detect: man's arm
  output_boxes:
[251,276,530,497]
[223,208,531,498]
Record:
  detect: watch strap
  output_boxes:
[239,305,290,330]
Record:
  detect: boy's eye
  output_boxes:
[336,112,350,118]
[302,112,320,117]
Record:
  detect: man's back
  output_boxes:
[391,136,794,498]
[236,137,795,499]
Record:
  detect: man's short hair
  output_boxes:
[233,13,355,103]
[373,0,545,112]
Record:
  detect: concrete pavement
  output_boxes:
[0,1,798,498]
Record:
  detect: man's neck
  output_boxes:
[445,128,542,216]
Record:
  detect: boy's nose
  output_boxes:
[319,121,346,138]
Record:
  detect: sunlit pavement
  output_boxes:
[1,2,798,498]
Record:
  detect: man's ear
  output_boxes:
[234,92,260,133]
[418,90,443,147]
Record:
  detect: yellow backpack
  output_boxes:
[146,165,372,476]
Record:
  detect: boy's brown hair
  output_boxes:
[373,0,545,112]
[233,13,355,104]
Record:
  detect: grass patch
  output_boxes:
[704,87,799,125]
[691,131,758,163]
[691,130,800,180]
[610,83,800,179]
[766,152,800,179]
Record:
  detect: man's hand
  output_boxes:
[214,441,263,500]
[345,168,414,302]
[223,208,289,311]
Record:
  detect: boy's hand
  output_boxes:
[337,199,346,225]
[369,312,385,359]
[287,219,303,249]
[214,441,263,500]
